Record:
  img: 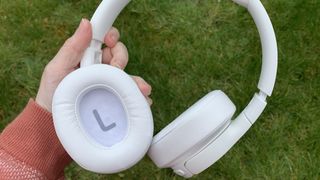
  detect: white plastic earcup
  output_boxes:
[182,113,252,177]
[52,64,153,173]
[148,91,236,169]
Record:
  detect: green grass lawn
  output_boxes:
[0,0,319,179]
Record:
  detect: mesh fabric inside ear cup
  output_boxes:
[148,90,236,168]
[52,64,153,173]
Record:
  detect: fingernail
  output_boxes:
[111,62,122,69]
[74,18,87,36]
[147,98,153,106]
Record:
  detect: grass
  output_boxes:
[0,0,319,179]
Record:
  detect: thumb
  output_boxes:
[52,19,92,68]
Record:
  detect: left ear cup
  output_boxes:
[148,91,236,169]
[52,64,153,173]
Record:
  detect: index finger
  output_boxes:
[104,27,120,48]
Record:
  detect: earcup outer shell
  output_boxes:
[148,90,236,167]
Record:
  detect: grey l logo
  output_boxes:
[93,109,116,132]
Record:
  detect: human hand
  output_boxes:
[36,19,152,112]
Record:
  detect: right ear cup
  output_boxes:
[148,90,236,170]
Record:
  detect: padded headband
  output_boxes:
[84,0,277,122]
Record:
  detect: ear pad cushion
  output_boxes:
[52,64,153,173]
[148,90,236,168]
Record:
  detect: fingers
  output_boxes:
[102,27,129,69]
[51,19,92,69]
[146,97,153,106]
[132,76,153,105]
[102,47,113,64]
[104,27,120,48]
[102,42,128,69]
[102,27,151,105]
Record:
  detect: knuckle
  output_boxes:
[135,76,143,81]
[63,37,79,54]
[64,37,73,48]
[43,64,53,75]
[43,62,59,77]
[117,42,127,51]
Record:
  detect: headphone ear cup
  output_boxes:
[52,64,153,173]
[148,90,236,169]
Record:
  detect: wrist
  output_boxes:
[0,99,72,179]
[35,93,51,113]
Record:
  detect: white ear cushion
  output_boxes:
[52,64,153,173]
[148,91,236,168]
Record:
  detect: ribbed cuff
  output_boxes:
[0,99,72,180]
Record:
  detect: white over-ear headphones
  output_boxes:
[52,0,277,178]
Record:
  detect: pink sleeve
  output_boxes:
[0,99,72,180]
